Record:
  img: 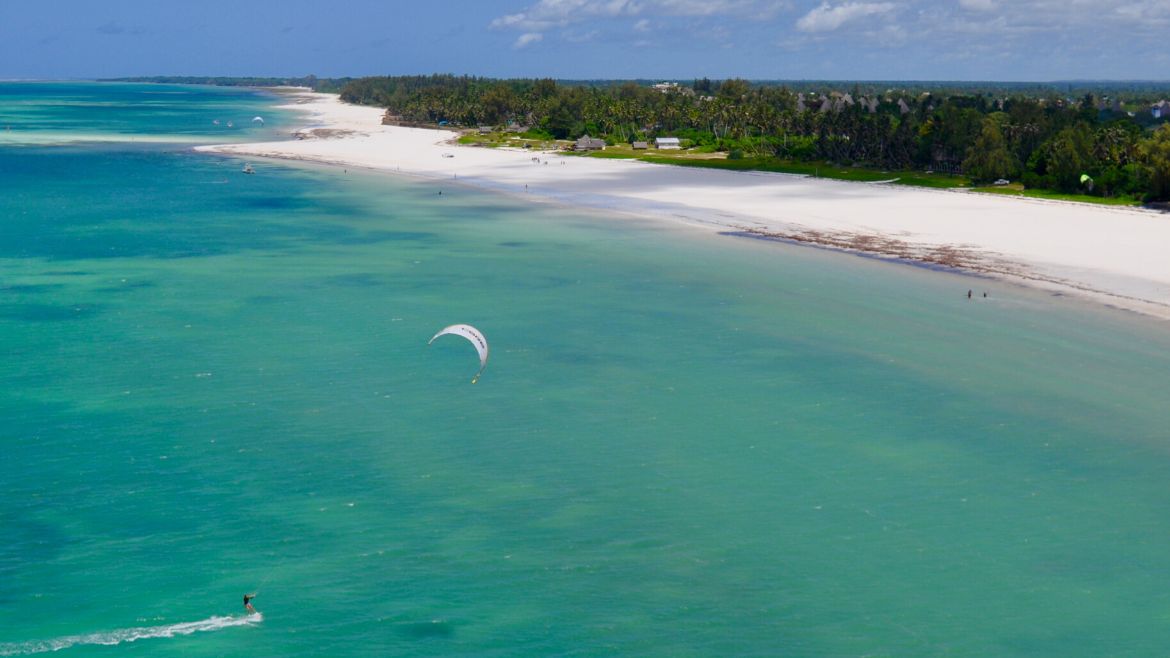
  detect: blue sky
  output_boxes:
[3,0,1169,81]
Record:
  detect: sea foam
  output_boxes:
[0,614,261,655]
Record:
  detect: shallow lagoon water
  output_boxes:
[3,83,1170,657]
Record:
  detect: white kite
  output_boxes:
[252,116,265,125]
[428,324,489,383]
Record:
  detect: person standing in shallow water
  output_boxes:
[244,593,258,614]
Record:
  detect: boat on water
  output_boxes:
[242,164,255,174]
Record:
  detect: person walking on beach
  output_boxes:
[244,593,258,614]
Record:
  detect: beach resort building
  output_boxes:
[655,137,681,149]
[574,135,606,151]
[652,82,694,95]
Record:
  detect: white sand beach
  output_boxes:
[198,91,1170,320]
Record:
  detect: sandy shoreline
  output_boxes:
[197,91,1170,321]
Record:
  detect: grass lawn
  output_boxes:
[971,184,1143,206]
[587,151,970,189]
[455,134,1144,206]
[456,131,568,150]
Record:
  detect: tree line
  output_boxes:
[339,75,1170,202]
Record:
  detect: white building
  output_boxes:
[655,137,681,149]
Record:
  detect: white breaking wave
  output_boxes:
[0,614,262,655]
[0,132,223,147]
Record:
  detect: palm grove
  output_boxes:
[339,75,1170,202]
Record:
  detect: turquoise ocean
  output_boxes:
[3,82,1170,657]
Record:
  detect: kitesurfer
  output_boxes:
[244,593,258,614]
[428,324,489,383]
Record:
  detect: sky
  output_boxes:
[3,0,1170,81]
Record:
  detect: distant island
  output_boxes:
[112,75,1170,204]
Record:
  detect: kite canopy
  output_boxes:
[429,324,489,383]
[1080,174,1092,183]
[252,116,264,124]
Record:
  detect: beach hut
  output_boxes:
[655,137,680,150]
[574,135,606,151]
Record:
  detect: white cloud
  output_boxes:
[491,0,785,33]
[490,0,641,32]
[490,0,792,50]
[1111,1,1170,24]
[490,13,529,29]
[489,0,1169,77]
[652,0,757,15]
[514,32,544,48]
[795,2,896,32]
[564,29,601,42]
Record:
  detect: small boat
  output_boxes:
[242,164,255,174]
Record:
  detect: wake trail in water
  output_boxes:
[0,613,262,655]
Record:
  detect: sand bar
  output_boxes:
[198,91,1170,320]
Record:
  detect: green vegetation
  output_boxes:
[580,150,639,159]
[455,131,566,151]
[337,75,1170,203]
[628,155,968,188]
[972,184,1143,206]
[129,74,1170,203]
